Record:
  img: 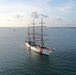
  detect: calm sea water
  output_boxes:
[0,27,76,75]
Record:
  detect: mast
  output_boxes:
[28,24,30,43]
[40,17,45,47]
[31,20,36,45]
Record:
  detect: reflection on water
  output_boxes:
[26,46,50,62]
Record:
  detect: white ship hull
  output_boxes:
[25,42,51,55]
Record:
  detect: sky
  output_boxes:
[0,0,76,27]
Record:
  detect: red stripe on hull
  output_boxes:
[40,49,43,54]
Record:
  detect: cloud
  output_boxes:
[51,1,74,16]
[16,14,23,19]
[0,0,76,27]
[31,12,39,19]
[32,0,74,16]
[31,12,49,19]
[8,19,11,21]
[33,0,52,4]
[39,14,48,18]
[55,17,63,21]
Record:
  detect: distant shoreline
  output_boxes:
[49,27,76,29]
[0,27,76,29]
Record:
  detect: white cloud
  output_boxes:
[53,1,74,15]
[31,12,39,19]
[0,0,76,27]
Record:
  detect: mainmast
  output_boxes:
[40,17,45,47]
[31,20,36,45]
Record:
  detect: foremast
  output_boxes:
[28,24,30,43]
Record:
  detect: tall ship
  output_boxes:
[25,18,54,55]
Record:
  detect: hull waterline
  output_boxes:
[25,42,50,55]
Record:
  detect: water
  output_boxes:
[0,27,76,75]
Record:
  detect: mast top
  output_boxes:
[39,17,45,25]
[30,20,37,25]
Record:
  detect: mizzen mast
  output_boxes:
[40,17,45,47]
